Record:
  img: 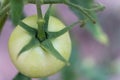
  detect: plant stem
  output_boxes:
[30,0,96,23]
[0,0,64,17]
[0,0,96,25]
[36,0,46,42]
[84,5,105,12]
[0,0,98,28]
[29,0,64,4]
[36,0,43,19]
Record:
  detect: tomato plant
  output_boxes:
[0,0,108,80]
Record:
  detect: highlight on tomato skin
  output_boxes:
[8,15,72,78]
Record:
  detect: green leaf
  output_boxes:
[19,21,37,35]
[0,13,7,34]
[13,72,31,80]
[41,39,69,65]
[69,0,109,45]
[48,21,80,39]
[10,0,24,25]
[86,21,109,45]
[18,37,39,57]
[44,4,52,32]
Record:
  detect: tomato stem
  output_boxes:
[36,0,43,19]
[36,0,46,42]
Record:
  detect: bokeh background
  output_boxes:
[0,0,120,80]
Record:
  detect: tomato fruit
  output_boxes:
[8,15,71,78]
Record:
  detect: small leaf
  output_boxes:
[19,21,37,35]
[41,39,69,65]
[86,21,109,45]
[48,21,80,39]
[44,4,52,32]
[13,72,31,80]
[18,37,39,56]
[10,0,24,25]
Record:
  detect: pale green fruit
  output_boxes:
[8,15,71,78]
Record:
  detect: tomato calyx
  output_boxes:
[18,19,80,65]
[18,20,67,63]
[18,4,81,65]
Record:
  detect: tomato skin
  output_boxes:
[8,15,71,78]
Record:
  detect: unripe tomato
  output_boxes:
[8,15,71,78]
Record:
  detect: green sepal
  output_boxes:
[17,22,39,57]
[13,72,31,80]
[48,21,80,39]
[18,37,39,57]
[10,0,24,25]
[19,21,37,36]
[44,4,52,32]
[41,39,69,65]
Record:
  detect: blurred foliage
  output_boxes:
[62,43,80,80]
[13,73,31,80]
[0,14,7,34]
[61,1,109,80]
[69,0,109,45]
[0,0,9,34]
[10,0,24,26]
[61,42,108,80]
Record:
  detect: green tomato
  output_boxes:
[8,15,71,78]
